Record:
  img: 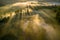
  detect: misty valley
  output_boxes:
[0,1,60,40]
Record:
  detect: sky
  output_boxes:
[0,0,60,6]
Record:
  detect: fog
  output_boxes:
[0,0,60,5]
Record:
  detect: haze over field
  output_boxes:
[0,1,60,40]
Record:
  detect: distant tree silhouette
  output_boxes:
[0,17,9,24]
